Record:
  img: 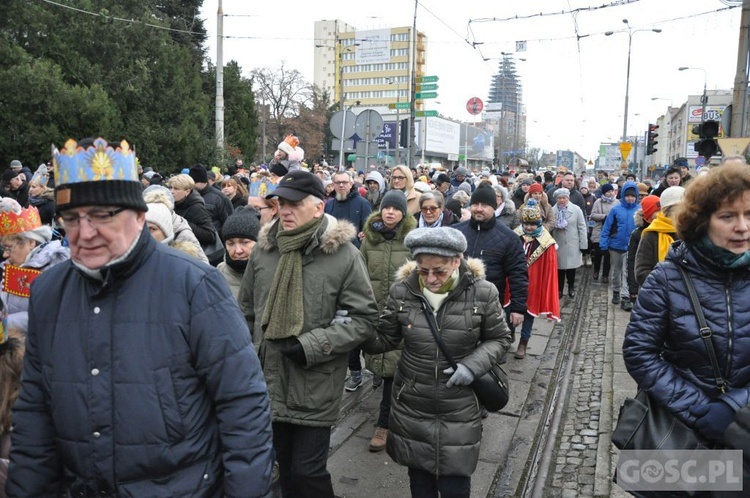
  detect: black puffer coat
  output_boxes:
[174,189,216,246]
[624,241,750,427]
[365,258,510,477]
[454,216,528,315]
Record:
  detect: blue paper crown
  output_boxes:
[52,138,139,186]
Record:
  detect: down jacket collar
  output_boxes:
[667,239,750,279]
[362,210,417,244]
[256,213,356,255]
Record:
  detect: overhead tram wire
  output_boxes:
[38,0,204,36]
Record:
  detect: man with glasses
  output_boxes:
[323,171,372,249]
[7,137,274,497]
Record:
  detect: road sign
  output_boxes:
[330,110,356,139]
[417,110,438,117]
[388,102,411,110]
[354,109,384,140]
[417,75,439,83]
[415,92,438,99]
[415,84,438,92]
[718,137,750,156]
[619,141,633,160]
[466,97,484,115]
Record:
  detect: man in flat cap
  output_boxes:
[239,169,378,498]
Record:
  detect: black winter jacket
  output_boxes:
[624,241,750,430]
[454,216,528,315]
[197,185,233,233]
[175,189,216,246]
[7,228,274,497]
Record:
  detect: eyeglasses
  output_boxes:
[417,267,451,278]
[1,243,19,254]
[391,176,407,181]
[421,206,440,213]
[60,207,127,229]
[333,181,351,186]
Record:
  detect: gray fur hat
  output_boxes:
[553,187,571,199]
[404,227,467,258]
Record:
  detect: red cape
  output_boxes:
[505,229,560,321]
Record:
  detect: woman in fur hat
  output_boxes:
[363,227,510,498]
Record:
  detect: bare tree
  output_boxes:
[251,63,313,149]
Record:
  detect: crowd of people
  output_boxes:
[1,135,750,498]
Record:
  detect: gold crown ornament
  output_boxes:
[0,201,42,237]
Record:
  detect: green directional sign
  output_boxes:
[417,110,438,117]
[388,102,411,110]
[417,75,439,83]
[415,92,438,100]
[415,83,438,92]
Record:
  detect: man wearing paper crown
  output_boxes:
[7,138,274,497]
[0,198,69,334]
[507,199,561,359]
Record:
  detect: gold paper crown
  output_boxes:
[52,137,138,186]
[284,135,300,148]
[0,205,42,237]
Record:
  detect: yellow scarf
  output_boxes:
[642,212,676,262]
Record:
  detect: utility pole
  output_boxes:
[408,0,418,168]
[731,0,750,137]
[215,0,224,151]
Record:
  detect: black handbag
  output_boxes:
[420,300,510,412]
[200,228,225,267]
[612,266,725,451]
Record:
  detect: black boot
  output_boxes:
[568,287,576,298]
[612,291,620,305]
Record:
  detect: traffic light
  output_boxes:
[693,120,720,158]
[399,118,409,148]
[646,123,659,155]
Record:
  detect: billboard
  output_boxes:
[355,29,391,65]
[686,105,728,158]
[423,118,460,156]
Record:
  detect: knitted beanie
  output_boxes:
[146,202,175,241]
[380,190,408,216]
[222,207,261,242]
[553,187,570,199]
[601,183,615,195]
[189,164,209,184]
[471,185,497,209]
[529,182,544,194]
[52,137,148,212]
[640,195,661,221]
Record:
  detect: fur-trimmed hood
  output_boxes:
[362,210,417,244]
[256,214,356,254]
[396,257,486,283]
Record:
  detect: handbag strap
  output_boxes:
[676,265,728,393]
[419,298,458,370]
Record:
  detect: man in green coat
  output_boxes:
[238,170,378,498]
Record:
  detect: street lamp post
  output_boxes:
[605,20,662,144]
